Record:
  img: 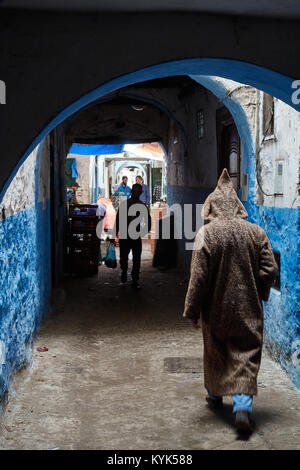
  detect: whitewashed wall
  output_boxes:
[211,77,300,209]
[0,137,50,218]
[256,94,300,208]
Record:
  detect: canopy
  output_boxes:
[69,144,124,156]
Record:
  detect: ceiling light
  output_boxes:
[131,104,145,112]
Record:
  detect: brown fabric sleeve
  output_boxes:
[183,227,210,322]
[258,231,278,301]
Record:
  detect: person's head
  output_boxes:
[131,183,143,200]
[112,184,119,193]
[71,182,80,192]
[136,175,143,185]
[121,176,128,186]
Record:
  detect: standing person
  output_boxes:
[114,184,151,289]
[114,176,131,200]
[136,175,150,207]
[183,169,277,433]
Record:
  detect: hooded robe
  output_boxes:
[183,169,278,396]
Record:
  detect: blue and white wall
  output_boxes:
[244,95,300,391]
[0,138,51,403]
[0,64,298,405]
[183,76,300,391]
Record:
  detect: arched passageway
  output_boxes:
[0,60,299,449]
[1,57,300,201]
[2,4,300,197]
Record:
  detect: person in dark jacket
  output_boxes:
[183,169,277,433]
[114,184,152,289]
[136,175,150,206]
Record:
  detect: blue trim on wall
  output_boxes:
[1,58,299,204]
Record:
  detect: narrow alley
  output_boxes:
[2,1,300,456]
[0,242,298,450]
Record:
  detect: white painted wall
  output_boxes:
[0,151,36,218]
[0,137,50,218]
[256,93,300,208]
[66,154,94,204]
[211,77,300,208]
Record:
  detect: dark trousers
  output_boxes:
[119,238,142,282]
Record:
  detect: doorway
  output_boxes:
[216,107,241,192]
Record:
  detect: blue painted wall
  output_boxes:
[245,203,300,391]
[0,142,51,404]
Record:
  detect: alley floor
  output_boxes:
[0,241,299,450]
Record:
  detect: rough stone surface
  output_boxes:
[0,243,298,450]
[0,140,51,402]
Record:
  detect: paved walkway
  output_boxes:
[0,242,299,450]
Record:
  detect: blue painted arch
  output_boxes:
[1,57,299,204]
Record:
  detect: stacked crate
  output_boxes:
[67,204,100,276]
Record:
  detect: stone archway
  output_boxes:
[1,58,299,202]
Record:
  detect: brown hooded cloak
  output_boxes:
[183,169,278,396]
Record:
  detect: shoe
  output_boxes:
[120,272,127,284]
[132,281,141,290]
[205,395,223,410]
[235,410,253,433]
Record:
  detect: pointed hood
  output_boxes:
[202,168,248,224]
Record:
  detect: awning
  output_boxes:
[69,144,125,156]
[71,158,78,178]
